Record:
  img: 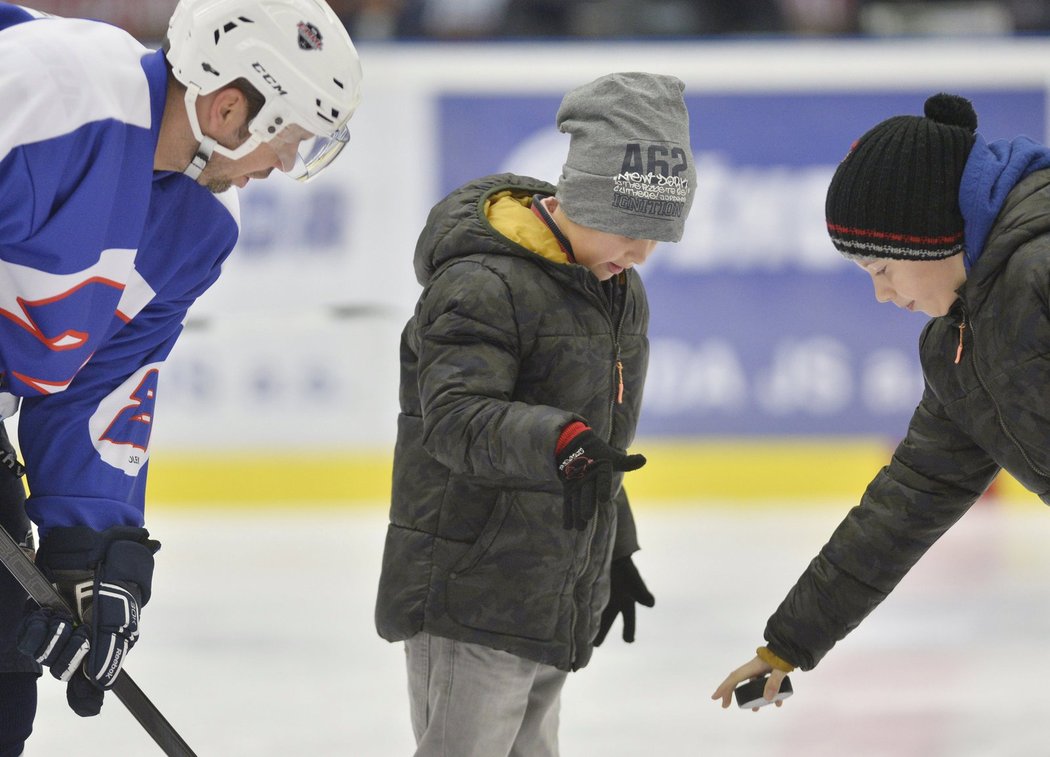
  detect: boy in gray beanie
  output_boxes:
[376,72,695,756]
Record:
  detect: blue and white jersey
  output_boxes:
[0,5,240,535]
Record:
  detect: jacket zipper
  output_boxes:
[608,283,629,422]
[965,317,1050,478]
[571,277,629,669]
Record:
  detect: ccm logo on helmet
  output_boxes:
[251,62,287,95]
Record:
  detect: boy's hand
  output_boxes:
[555,423,646,530]
[711,656,790,711]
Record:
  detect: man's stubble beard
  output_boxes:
[206,178,233,194]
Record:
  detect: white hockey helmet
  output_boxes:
[165,0,363,181]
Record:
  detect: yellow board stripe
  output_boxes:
[144,438,1031,508]
[626,438,895,503]
[146,452,394,507]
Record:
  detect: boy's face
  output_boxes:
[855,254,966,317]
[552,203,658,281]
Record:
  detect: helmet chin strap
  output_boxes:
[181,85,213,181]
[178,83,266,180]
[183,134,217,181]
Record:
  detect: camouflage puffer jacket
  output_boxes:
[375,174,648,672]
[765,169,1050,671]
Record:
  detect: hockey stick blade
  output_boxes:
[0,524,198,756]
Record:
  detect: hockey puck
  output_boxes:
[734,675,793,709]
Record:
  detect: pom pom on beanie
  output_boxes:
[825,93,978,261]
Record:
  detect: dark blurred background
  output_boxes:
[24,0,1050,42]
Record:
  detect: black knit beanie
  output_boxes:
[825,93,978,261]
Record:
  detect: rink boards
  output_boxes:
[138,39,1050,505]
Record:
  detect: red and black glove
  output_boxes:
[555,422,646,530]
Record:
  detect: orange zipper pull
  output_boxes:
[954,322,966,364]
[616,360,624,404]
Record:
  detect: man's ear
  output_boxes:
[199,87,249,147]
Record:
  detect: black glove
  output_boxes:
[594,556,655,646]
[555,423,646,530]
[17,526,159,717]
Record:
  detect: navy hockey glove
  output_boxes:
[555,422,646,531]
[17,526,159,717]
[594,556,655,646]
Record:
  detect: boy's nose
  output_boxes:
[873,281,894,303]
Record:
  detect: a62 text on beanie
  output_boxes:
[556,71,697,243]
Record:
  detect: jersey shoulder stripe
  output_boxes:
[0,14,151,160]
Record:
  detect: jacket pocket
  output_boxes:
[445,491,571,642]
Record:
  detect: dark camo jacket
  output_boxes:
[766,170,1050,671]
[375,174,648,672]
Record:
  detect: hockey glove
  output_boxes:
[594,555,655,645]
[555,422,646,530]
[17,526,159,717]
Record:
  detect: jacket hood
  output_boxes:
[961,167,1050,310]
[413,173,556,285]
[960,134,1050,269]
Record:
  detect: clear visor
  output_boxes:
[203,119,351,182]
[287,125,351,183]
[259,123,351,183]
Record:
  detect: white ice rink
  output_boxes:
[25,499,1050,756]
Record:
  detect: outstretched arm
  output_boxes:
[712,387,999,710]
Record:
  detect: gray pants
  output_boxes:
[405,632,568,757]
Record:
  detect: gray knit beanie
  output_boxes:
[556,72,696,243]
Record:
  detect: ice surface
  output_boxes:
[26,500,1050,756]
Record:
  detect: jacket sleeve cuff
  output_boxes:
[555,421,590,455]
[757,645,796,673]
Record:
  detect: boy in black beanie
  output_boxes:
[713,92,1050,708]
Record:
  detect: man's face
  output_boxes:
[196,124,313,194]
[856,254,967,317]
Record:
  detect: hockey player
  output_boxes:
[713,93,1050,710]
[375,72,696,756]
[0,1,362,753]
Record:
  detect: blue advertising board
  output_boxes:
[438,88,1045,438]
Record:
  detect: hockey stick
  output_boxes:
[0,523,198,756]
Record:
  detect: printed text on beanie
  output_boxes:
[556,72,696,243]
